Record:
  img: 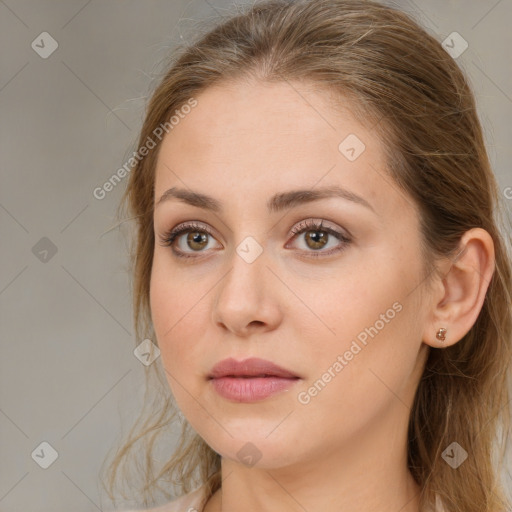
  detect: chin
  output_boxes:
[195,423,306,469]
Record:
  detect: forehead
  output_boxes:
[154,80,412,222]
[158,80,370,164]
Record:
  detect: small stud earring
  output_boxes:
[436,327,447,341]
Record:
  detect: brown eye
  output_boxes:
[159,218,351,260]
[303,230,329,250]
[288,219,352,258]
[186,231,209,251]
[158,221,221,259]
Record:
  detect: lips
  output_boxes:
[208,357,301,402]
[208,357,299,379]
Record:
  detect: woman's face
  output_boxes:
[150,80,431,468]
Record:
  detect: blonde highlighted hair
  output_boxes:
[100,1,512,510]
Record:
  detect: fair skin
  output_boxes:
[149,80,495,512]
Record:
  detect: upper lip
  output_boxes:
[208,357,299,379]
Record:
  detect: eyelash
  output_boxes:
[157,219,352,260]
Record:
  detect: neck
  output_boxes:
[203,403,422,512]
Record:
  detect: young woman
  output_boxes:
[103,1,512,511]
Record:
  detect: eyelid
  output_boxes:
[284,218,351,256]
[287,218,348,238]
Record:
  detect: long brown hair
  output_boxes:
[100,1,512,510]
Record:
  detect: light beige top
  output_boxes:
[122,485,446,512]
[122,485,207,512]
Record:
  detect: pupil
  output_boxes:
[188,231,207,249]
[307,231,327,249]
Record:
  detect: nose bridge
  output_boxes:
[212,235,278,333]
[221,235,266,302]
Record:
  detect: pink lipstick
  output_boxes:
[208,357,300,402]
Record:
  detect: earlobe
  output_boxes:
[435,327,447,342]
[422,228,495,349]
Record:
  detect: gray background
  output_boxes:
[1,0,511,511]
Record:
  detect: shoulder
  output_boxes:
[120,485,207,512]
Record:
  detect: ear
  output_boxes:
[422,228,495,348]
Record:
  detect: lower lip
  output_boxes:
[210,376,300,402]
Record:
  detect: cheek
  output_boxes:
[293,309,420,446]
[299,256,421,394]
[150,255,187,366]
[149,255,210,384]
[149,250,196,334]
[150,281,202,409]
[149,258,174,342]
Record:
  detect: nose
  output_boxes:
[211,242,283,337]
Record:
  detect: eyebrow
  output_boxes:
[154,185,376,214]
